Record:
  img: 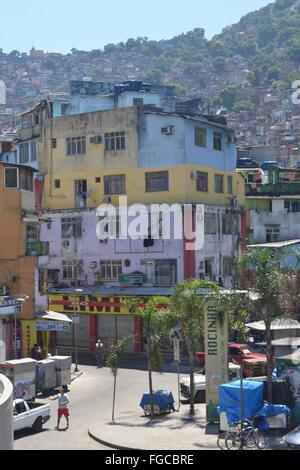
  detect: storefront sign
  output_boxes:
[36,320,71,332]
[204,301,228,423]
[118,274,144,285]
[49,294,149,315]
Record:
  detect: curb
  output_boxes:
[88,426,145,451]
[71,371,84,382]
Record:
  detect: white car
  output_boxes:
[13,399,51,433]
[180,363,240,403]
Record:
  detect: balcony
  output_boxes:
[246,182,300,197]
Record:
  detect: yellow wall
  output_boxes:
[0,165,36,320]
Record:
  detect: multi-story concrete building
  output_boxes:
[17,81,245,356]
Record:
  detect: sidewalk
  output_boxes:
[88,405,284,451]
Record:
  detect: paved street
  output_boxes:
[14,363,182,450]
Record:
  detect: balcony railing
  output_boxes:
[246,182,300,197]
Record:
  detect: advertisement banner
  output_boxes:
[36,320,71,332]
[204,300,229,423]
[22,320,37,359]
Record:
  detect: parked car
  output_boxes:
[259,161,281,171]
[13,399,50,433]
[196,343,266,367]
[281,426,300,450]
[237,157,259,168]
[180,363,240,403]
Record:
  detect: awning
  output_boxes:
[35,310,72,323]
[246,318,300,331]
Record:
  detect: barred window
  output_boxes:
[30,140,37,161]
[223,257,233,277]
[205,213,217,234]
[104,175,126,195]
[227,175,233,194]
[213,132,222,151]
[196,172,208,192]
[66,136,86,155]
[61,217,82,238]
[19,142,30,163]
[104,132,125,151]
[145,171,169,192]
[215,174,224,193]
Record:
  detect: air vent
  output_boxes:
[161,126,174,135]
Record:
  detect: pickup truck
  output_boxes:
[195,343,267,376]
[180,363,240,403]
[13,399,51,433]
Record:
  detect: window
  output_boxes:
[222,213,232,235]
[25,225,38,256]
[104,175,126,195]
[100,260,122,280]
[66,136,86,155]
[19,167,33,191]
[4,167,18,188]
[205,213,217,234]
[223,257,233,277]
[284,200,300,213]
[145,171,169,192]
[74,179,87,208]
[48,269,59,287]
[227,176,233,194]
[213,132,222,151]
[154,259,177,286]
[104,132,125,151]
[141,260,154,283]
[266,227,280,243]
[54,179,61,189]
[205,258,213,279]
[52,138,57,149]
[14,402,26,414]
[19,142,29,163]
[30,140,37,161]
[196,172,208,192]
[98,215,121,238]
[215,174,224,193]
[61,217,82,238]
[95,177,101,183]
[62,259,83,280]
[133,98,144,106]
[195,127,207,147]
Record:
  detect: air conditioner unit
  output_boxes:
[99,238,108,244]
[161,126,174,135]
[103,197,111,203]
[90,135,102,144]
[89,261,98,269]
[191,171,198,180]
[62,240,70,249]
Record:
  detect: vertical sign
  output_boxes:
[204,300,228,423]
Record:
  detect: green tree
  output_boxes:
[219,85,239,110]
[127,297,175,419]
[169,279,220,415]
[106,337,131,424]
[240,247,299,401]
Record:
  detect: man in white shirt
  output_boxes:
[50,386,70,430]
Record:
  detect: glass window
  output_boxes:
[195,127,207,147]
[100,260,122,280]
[222,213,232,235]
[223,257,233,276]
[61,217,82,238]
[104,175,126,195]
[141,260,154,283]
[215,174,224,193]
[196,172,208,192]
[66,136,86,155]
[62,260,83,280]
[213,132,222,151]
[205,213,217,234]
[145,171,169,192]
[266,227,280,243]
[154,259,177,286]
[19,168,33,192]
[4,167,18,188]
[25,225,38,256]
[30,140,37,161]
[104,132,125,151]
[19,142,29,163]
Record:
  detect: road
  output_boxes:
[14,363,181,450]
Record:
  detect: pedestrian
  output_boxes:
[31,344,42,360]
[95,338,104,368]
[50,386,70,430]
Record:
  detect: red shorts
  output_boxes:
[58,408,69,418]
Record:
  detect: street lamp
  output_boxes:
[73,288,83,372]
[16,296,29,359]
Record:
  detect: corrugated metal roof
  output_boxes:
[36,310,72,323]
[248,240,300,248]
[247,318,300,331]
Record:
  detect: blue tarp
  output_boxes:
[255,404,291,430]
[218,380,264,425]
[140,390,175,412]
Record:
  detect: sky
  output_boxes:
[0,0,274,54]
